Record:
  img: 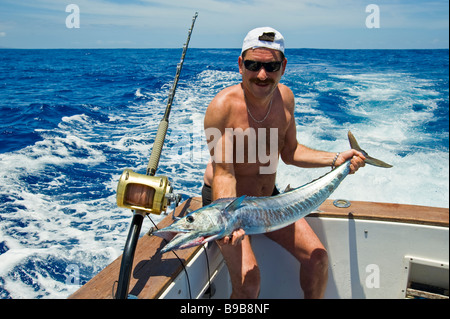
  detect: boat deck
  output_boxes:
[69,198,448,299]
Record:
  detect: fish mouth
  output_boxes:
[153,230,221,253]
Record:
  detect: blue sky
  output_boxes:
[0,0,448,49]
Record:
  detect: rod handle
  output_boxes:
[147,119,169,176]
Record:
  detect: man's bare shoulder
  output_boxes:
[205,84,242,123]
[278,83,295,111]
[210,84,242,108]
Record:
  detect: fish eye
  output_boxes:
[186,216,194,223]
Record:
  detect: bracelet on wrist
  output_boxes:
[331,152,340,170]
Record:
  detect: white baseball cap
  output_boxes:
[241,27,285,54]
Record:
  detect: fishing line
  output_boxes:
[112,280,118,299]
[110,215,193,299]
[147,212,212,299]
[147,215,193,299]
[202,243,212,299]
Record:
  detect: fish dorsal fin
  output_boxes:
[224,195,246,212]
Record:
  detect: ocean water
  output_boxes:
[0,48,448,299]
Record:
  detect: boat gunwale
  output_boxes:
[69,198,448,299]
[313,199,449,228]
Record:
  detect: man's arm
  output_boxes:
[204,90,245,245]
[282,142,366,174]
[204,91,237,201]
[280,90,365,173]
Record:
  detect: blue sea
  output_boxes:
[0,48,448,298]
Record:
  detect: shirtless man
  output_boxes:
[201,27,365,299]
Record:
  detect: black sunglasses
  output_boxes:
[244,60,283,72]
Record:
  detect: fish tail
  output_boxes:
[348,131,393,168]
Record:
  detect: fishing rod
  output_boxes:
[114,12,198,299]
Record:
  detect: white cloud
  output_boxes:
[0,32,6,37]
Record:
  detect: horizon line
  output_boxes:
[1,47,449,50]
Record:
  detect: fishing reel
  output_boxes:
[116,169,180,215]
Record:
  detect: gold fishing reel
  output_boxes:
[116,169,179,215]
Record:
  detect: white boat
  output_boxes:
[70,197,449,299]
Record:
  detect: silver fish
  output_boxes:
[155,131,392,253]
